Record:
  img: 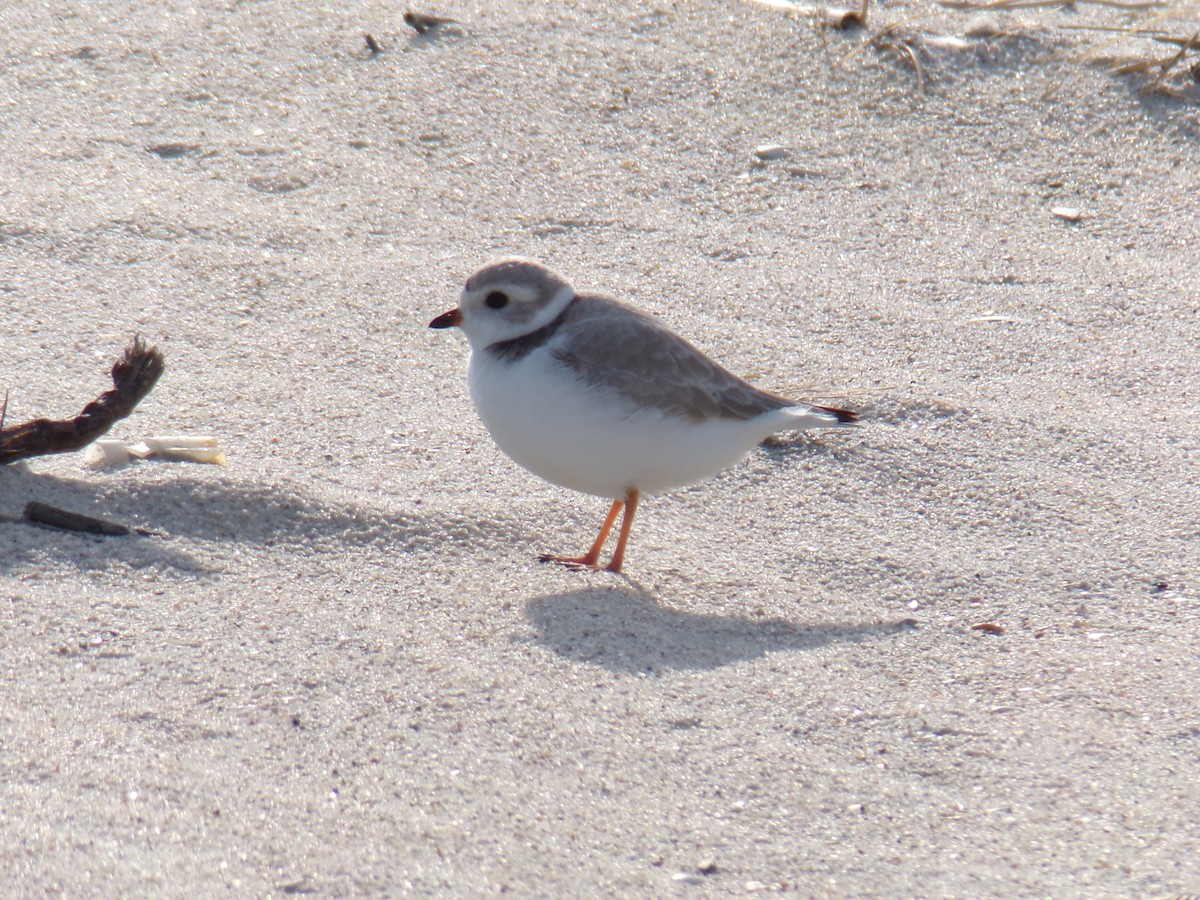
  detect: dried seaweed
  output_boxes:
[0,337,165,465]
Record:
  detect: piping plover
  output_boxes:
[403,10,460,33]
[429,258,858,573]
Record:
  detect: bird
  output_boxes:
[403,10,460,34]
[429,258,858,573]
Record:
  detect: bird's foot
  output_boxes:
[537,553,622,573]
[538,553,599,571]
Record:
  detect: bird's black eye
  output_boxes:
[484,291,509,310]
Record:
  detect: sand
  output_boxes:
[2,0,1198,895]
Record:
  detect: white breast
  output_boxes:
[467,347,783,499]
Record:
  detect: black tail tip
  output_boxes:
[822,405,859,425]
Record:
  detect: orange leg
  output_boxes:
[603,489,639,573]
[539,497,623,569]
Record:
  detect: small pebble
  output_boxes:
[821,7,864,29]
[753,144,789,161]
[964,14,1001,37]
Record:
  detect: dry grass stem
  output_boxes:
[1139,26,1200,93]
[938,0,1162,9]
[1150,31,1200,49]
[871,25,928,89]
[1042,7,1181,99]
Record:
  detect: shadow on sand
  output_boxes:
[0,466,530,576]
[526,585,916,673]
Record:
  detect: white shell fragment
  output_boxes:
[1051,206,1083,221]
[84,439,132,467]
[753,144,790,162]
[924,34,972,51]
[138,435,221,453]
[743,0,803,9]
[85,435,226,468]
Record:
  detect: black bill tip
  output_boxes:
[429,308,462,329]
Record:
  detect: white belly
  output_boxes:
[467,349,776,499]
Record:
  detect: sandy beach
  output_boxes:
[2,0,1198,895]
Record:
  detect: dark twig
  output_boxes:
[23,501,130,536]
[0,336,165,465]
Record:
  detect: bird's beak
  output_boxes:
[429,308,462,329]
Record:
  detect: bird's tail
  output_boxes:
[776,402,859,431]
[813,403,859,426]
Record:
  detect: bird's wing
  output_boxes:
[549,294,797,422]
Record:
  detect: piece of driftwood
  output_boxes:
[23,501,131,536]
[0,336,165,465]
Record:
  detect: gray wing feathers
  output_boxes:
[550,294,798,422]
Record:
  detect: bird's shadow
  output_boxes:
[525,585,916,673]
[756,431,858,466]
